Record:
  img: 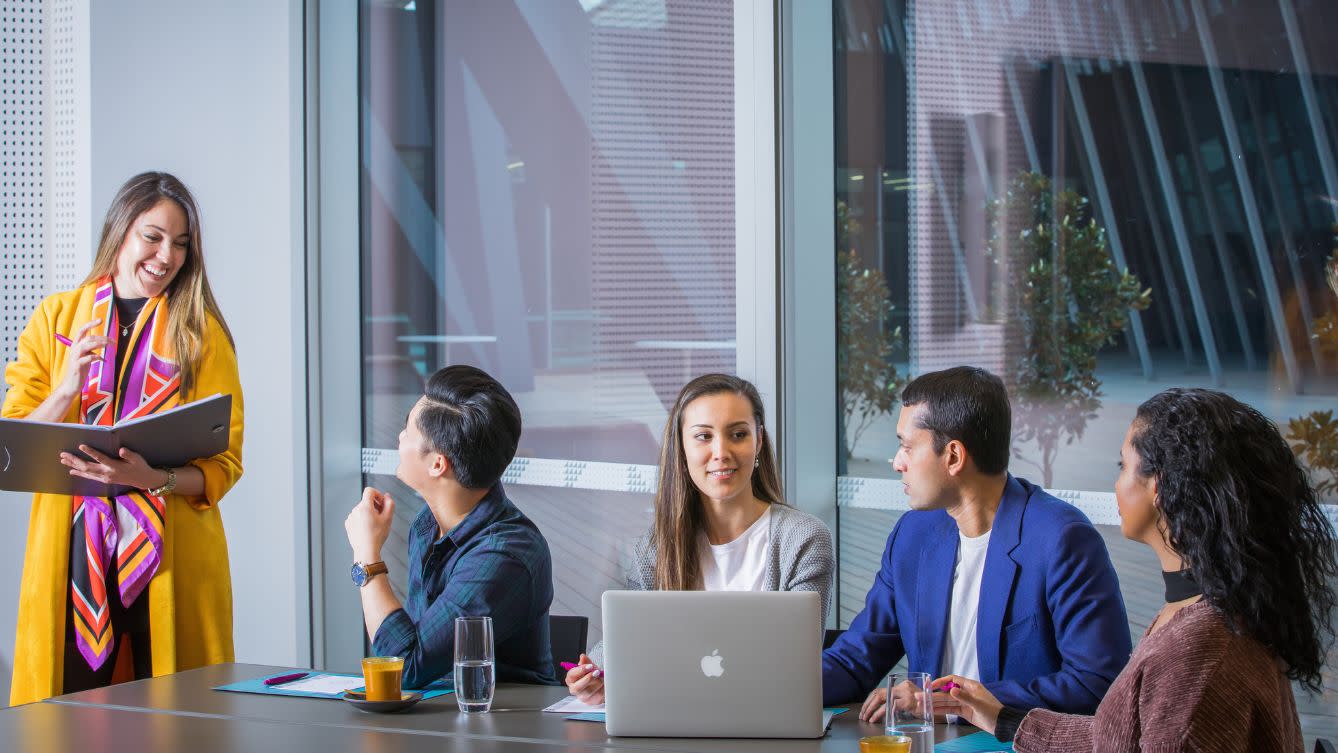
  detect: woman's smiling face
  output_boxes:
[680,391,759,506]
[112,199,189,299]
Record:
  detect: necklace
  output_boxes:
[115,297,147,339]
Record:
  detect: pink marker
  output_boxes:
[940,681,959,692]
[560,662,602,678]
[54,333,73,347]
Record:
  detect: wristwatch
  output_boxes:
[351,560,387,587]
[147,467,177,497]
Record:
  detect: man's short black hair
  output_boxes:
[415,365,522,489]
[900,366,1011,475]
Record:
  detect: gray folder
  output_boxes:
[0,393,232,497]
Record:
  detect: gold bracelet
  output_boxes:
[147,467,177,497]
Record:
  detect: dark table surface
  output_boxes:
[19,662,979,752]
[0,700,608,753]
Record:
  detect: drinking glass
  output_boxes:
[886,672,933,751]
[454,616,495,713]
[360,656,403,702]
[859,735,912,753]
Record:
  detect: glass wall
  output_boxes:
[833,0,1337,739]
[357,0,751,646]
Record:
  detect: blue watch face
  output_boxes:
[351,563,367,587]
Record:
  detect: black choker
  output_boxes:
[1163,569,1201,602]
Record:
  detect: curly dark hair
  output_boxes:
[1131,388,1338,693]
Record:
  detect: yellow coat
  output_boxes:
[2,284,245,705]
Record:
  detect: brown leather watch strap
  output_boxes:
[363,561,387,577]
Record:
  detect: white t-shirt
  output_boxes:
[940,528,992,680]
[699,506,772,592]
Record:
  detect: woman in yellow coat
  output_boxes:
[3,172,244,704]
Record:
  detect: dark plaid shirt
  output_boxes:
[373,483,556,688]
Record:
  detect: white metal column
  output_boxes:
[308,0,363,672]
[777,0,837,622]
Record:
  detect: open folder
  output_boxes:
[0,393,231,497]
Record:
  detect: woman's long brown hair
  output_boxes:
[81,172,233,398]
[652,374,786,591]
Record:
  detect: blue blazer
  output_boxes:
[823,475,1131,712]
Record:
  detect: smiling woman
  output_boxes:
[652,375,790,593]
[563,373,836,706]
[1,172,245,704]
[110,201,188,300]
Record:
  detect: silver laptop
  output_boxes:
[601,590,825,738]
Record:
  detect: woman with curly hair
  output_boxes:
[939,388,1337,752]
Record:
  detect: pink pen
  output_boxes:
[940,681,959,692]
[54,333,73,347]
[560,662,580,671]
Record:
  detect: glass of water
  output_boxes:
[886,672,933,751]
[454,616,495,713]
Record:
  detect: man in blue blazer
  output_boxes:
[824,367,1130,721]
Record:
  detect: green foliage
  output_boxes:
[1287,410,1338,501]
[1287,248,1338,502]
[1313,312,1338,362]
[1327,247,1338,299]
[837,201,907,460]
[988,172,1151,485]
[1312,249,1338,362]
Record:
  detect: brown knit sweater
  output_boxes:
[1014,600,1303,752]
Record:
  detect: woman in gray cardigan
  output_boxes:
[565,374,835,705]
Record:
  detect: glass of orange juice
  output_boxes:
[361,656,404,702]
[858,735,912,753]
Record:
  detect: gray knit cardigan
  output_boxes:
[588,503,834,663]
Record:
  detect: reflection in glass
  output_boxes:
[834,1,1337,741]
[358,0,739,649]
[836,0,1338,489]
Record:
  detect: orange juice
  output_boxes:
[361,656,404,702]
[858,735,912,753]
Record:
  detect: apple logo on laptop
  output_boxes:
[700,649,724,678]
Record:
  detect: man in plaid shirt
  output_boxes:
[344,365,556,688]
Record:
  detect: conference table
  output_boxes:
[4,663,978,752]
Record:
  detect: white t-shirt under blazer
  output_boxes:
[940,528,992,681]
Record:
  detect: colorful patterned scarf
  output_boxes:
[69,278,181,671]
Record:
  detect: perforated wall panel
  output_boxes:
[1,0,45,363]
[50,0,83,291]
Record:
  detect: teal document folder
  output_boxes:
[214,671,454,700]
[935,730,1015,752]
